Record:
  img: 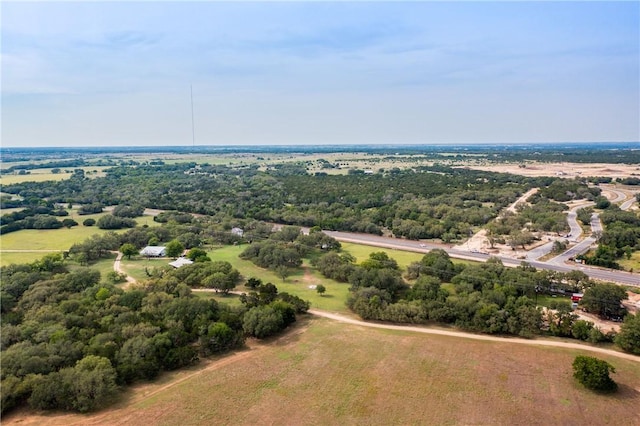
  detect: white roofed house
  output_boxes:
[169,257,194,268]
[140,246,166,257]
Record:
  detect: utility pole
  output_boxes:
[190,84,195,147]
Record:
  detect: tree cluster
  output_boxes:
[1,256,248,415]
[1,204,70,234]
[579,206,640,269]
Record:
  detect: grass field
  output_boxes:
[210,245,351,313]
[0,251,59,266]
[7,317,640,426]
[1,225,108,251]
[0,212,159,267]
[619,251,640,272]
[0,172,72,185]
[119,258,168,282]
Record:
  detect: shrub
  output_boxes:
[572,355,617,392]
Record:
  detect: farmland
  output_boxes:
[5,317,640,426]
[1,144,639,422]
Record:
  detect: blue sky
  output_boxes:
[2,1,639,147]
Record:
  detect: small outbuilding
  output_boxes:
[140,246,167,257]
[169,257,194,268]
[231,227,244,237]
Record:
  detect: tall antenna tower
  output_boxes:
[190,84,195,147]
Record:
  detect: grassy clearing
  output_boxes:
[536,294,573,308]
[0,212,159,267]
[9,317,640,426]
[119,258,168,282]
[619,251,640,272]
[193,291,243,307]
[209,245,351,313]
[0,225,108,251]
[0,251,58,266]
[340,242,476,270]
[340,242,424,270]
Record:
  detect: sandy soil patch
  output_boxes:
[460,162,640,179]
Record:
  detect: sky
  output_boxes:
[2,1,639,147]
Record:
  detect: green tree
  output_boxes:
[82,218,96,227]
[165,240,185,259]
[187,247,210,262]
[572,355,617,392]
[316,284,326,296]
[580,283,627,319]
[275,264,290,281]
[242,306,284,338]
[615,313,640,355]
[61,218,78,228]
[119,243,137,260]
[67,355,119,412]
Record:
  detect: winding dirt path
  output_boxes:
[112,252,137,288]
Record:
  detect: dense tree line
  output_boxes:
[0,204,70,234]
[2,163,558,241]
[0,251,308,415]
[314,248,637,349]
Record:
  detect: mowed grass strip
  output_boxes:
[9,318,640,426]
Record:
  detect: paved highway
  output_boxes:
[323,230,639,287]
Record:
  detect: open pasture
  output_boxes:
[7,317,640,426]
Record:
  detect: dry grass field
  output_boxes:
[6,317,639,426]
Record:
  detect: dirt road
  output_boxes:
[308,309,640,362]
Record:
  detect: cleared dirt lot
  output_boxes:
[6,317,639,426]
[460,161,640,179]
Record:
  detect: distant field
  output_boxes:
[0,166,110,185]
[8,317,639,426]
[1,172,71,185]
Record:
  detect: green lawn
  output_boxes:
[0,212,159,267]
[209,245,351,313]
[0,251,58,266]
[1,226,108,251]
[339,242,476,270]
[119,258,169,282]
[68,255,119,284]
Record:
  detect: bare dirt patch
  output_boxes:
[459,162,640,179]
